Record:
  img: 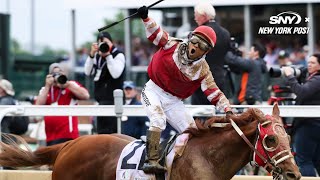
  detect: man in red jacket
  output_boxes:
[137,6,232,173]
[36,63,90,146]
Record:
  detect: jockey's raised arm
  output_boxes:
[142,17,170,48]
[200,66,231,112]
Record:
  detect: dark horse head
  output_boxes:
[0,104,300,180]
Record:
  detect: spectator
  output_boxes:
[225,43,267,105]
[191,2,231,105]
[121,81,148,139]
[36,63,90,146]
[268,50,296,133]
[137,6,232,173]
[269,50,295,104]
[264,42,278,67]
[277,50,292,67]
[0,79,29,140]
[75,48,89,81]
[292,48,307,67]
[282,54,320,177]
[76,47,88,67]
[84,32,126,134]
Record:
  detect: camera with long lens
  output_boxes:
[269,66,307,78]
[98,42,109,53]
[52,72,68,84]
[230,37,242,57]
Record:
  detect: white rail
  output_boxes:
[0,105,320,117]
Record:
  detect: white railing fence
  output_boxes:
[1,90,320,179]
[1,105,320,117]
[1,89,320,137]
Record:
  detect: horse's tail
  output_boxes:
[0,134,69,168]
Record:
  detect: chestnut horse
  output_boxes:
[0,105,301,180]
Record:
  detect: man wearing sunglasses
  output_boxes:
[137,6,232,173]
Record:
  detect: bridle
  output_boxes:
[229,115,294,179]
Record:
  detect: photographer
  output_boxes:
[225,43,267,105]
[229,37,243,57]
[84,32,126,134]
[268,50,295,103]
[36,63,90,146]
[282,54,320,177]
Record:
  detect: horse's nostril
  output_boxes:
[285,171,300,180]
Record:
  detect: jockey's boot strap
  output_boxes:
[142,130,167,174]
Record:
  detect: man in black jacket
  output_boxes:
[191,2,231,105]
[225,43,267,105]
[84,32,126,134]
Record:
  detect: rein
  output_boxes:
[229,119,290,177]
[229,119,272,167]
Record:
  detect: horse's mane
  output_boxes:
[184,108,265,137]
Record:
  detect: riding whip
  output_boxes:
[98,0,165,32]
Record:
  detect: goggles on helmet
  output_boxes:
[189,35,212,52]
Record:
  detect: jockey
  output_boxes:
[137,6,233,173]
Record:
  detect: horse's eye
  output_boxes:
[263,135,279,151]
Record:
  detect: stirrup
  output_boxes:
[142,161,167,174]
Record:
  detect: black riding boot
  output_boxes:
[142,130,167,174]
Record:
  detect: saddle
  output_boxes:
[116,135,182,180]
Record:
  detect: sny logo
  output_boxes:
[258,10,309,35]
[269,11,301,25]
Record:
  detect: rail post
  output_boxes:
[113,89,123,134]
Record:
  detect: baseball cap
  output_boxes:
[278,50,289,59]
[0,79,15,96]
[97,32,113,42]
[123,81,136,89]
[49,63,62,73]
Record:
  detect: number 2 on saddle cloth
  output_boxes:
[116,134,189,180]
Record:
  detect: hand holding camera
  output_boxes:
[90,43,99,57]
[52,72,68,85]
[45,74,55,87]
[90,42,111,57]
[98,42,110,53]
[269,66,307,78]
[46,73,68,88]
[230,37,243,57]
[282,66,294,77]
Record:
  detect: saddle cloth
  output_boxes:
[116,133,189,180]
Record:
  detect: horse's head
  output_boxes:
[253,104,301,180]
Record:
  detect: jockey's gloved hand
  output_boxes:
[137,6,148,19]
[225,110,234,122]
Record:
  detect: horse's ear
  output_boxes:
[272,103,280,117]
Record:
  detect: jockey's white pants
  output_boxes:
[141,80,197,133]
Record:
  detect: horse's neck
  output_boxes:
[176,121,259,180]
